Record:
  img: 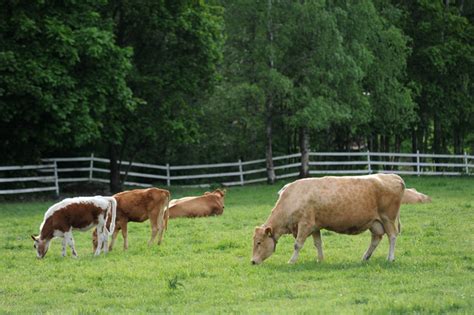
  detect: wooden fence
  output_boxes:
[0,151,472,195]
[43,151,473,188]
[0,163,59,195]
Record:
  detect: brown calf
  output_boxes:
[401,188,431,204]
[93,188,170,251]
[168,189,226,218]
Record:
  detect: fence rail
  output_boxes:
[0,151,472,195]
[0,163,59,195]
[39,151,474,187]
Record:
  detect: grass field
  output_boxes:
[1,176,473,314]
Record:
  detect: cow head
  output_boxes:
[31,235,50,259]
[251,226,276,265]
[215,189,226,197]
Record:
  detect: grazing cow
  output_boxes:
[402,188,431,204]
[93,187,170,251]
[251,174,405,265]
[31,196,116,259]
[168,189,226,218]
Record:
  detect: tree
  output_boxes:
[394,0,474,154]
[219,0,292,183]
[281,1,370,176]
[103,0,224,191]
[0,0,135,165]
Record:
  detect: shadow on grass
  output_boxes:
[264,257,403,272]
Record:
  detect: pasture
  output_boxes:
[1,176,473,314]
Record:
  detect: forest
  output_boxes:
[1,0,473,189]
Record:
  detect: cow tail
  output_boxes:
[163,192,170,231]
[106,197,117,237]
[397,213,401,235]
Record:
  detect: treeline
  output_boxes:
[1,0,473,189]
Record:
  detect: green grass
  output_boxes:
[1,177,473,314]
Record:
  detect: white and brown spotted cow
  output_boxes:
[251,174,405,265]
[31,196,116,259]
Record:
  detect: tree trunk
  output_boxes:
[395,135,401,153]
[265,0,276,185]
[394,134,401,171]
[412,127,418,172]
[299,127,309,178]
[265,108,276,184]
[109,143,122,193]
[434,114,442,153]
[453,129,461,154]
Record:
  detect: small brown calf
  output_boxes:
[401,188,431,204]
[168,189,226,218]
[93,188,170,251]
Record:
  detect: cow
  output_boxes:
[92,187,170,252]
[31,196,116,259]
[251,174,405,265]
[168,189,226,218]
[402,188,431,204]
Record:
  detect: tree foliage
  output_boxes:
[0,0,135,164]
[1,0,473,177]
[105,0,224,164]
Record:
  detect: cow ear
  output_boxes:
[264,226,273,237]
[31,235,37,241]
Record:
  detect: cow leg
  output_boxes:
[121,221,129,250]
[65,231,78,258]
[387,235,397,262]
[381,216,399,262]
[148,211,159,246]
[101,226,108,254]
[312,230,324,262]
[362,234,383,261]
[362,221,384,261]
[94,225,103,256]
[108,222,121,251]
[92,228,98,253]
[288,224,313,264]
[61,237,67,257]
[156,207,167,245]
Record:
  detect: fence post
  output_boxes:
[416,150,420,176]
[238,159,244,186]
[54,160,59,197]
[89,153,94,181]
[465,151,469,175]
[166,163,171,187]
[367,150,372,174]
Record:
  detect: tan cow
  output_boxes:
[402,188,431,204]
[251,174,405,265]
[93,187,170,251]
[168,189,226,218]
